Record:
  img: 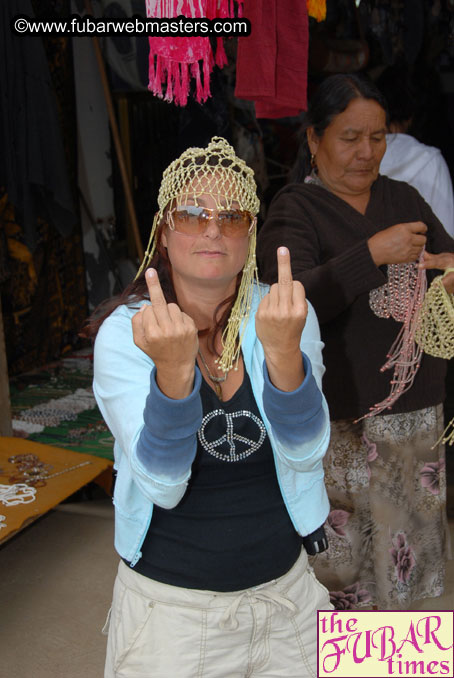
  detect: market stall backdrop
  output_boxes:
[1,0,454,545]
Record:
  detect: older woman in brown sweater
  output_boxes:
[257,73,454,610]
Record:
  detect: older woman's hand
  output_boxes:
[255,247,307,391]
[132,268,199,399]
[419,251,454,294]
[368,221,427,267]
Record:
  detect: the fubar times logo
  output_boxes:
[318,611,454,677]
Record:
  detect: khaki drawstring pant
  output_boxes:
[103,548,332,678]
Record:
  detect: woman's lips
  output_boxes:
[195,250,225,257]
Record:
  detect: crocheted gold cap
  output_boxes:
[136,136,261,374]
[157,136,260,217]
[137,136,259,277]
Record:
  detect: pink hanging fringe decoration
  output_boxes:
[355,251,427,422]
[145,0,243,106]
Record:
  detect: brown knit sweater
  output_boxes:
[257,175,454,421]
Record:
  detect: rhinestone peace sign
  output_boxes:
[198,409,267,462]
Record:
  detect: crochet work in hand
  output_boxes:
[415,269,454,360]
[415,268,454,447]
[356,254,427,422]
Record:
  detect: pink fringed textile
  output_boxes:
[355,252,427,422]
[145,0,243,106]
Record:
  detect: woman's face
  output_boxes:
[307,97,387,198]
[161,183,251,294]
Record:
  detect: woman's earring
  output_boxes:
[310,153,317,168]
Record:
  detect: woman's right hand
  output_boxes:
[368,221,427,267]
[132,268,199,399]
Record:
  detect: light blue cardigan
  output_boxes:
[93,283,331,566]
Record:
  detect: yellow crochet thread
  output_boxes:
[136,136,260,375]
[415,268,454,359]
[415,267,454,446]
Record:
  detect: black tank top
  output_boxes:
[131,369,302,591]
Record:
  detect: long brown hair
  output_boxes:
[81,221,242,355]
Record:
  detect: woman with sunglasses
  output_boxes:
[85,137,331,678]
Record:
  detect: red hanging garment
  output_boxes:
[145,0,243,106]
[234,0,309,119]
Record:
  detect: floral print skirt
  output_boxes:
[310,404,451,610]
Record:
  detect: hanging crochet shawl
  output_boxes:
[145,0,243,106]
[363,257,427,420]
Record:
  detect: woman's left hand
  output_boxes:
[255,247,308,391]
[419,251,454,293]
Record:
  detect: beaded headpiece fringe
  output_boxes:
[136,136,260,375]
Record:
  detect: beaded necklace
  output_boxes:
[0,483,36,506]
[2,454,92,488]
[197,349,227,400]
